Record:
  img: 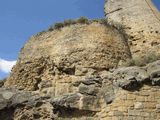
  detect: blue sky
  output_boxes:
[0,0,159,79]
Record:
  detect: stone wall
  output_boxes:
[1,0,160,120]
[1,60,160,120]
[5,22,131,91]
[98,85,160,120]
[105,0,160,58]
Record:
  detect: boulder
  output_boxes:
[146,60,160,85]
[106,66,149,90]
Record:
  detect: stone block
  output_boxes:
[141,112,151,117]
[121,94,127,100]
[2,92,15,100]
[140,91,149,96]
[134,102,144,109]
[156,104,160,109]
[78,84,99,96]
[124,100,134,107]
[136,96,145,102]
[144,103,156,109]
[112,116,124,120]
[128,110,140,116]
[117,106,127,112]
[127,116,136,120]
[156,104,160,112]
[148,96,156,102]
[103,117,112,120]
[127,94,136,100]
[114,111,123,116]
[142,85,151,90]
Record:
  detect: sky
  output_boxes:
[0,0,159,79]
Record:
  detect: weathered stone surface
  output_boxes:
[107,66,149,90]
[82,75,103,85]
[2,0,160,119]
[105,0,160,58]
[128,110,141,116]
[146,60,160,85]
[5,22,131,91]
[38,79,53,90]
[73,75,102,87]
[101,80,116,104]
[1,62,160,120]
[0,78,6,87]
[51,75,102,113]
[51,93,82,109]
[114,111,123,116]
[78,84,99,96]
[156,104,160,112]
[0,88,57,120]
[134,102,144,109]
[81,95,100,111]
[0,88,38,110]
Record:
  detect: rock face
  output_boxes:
[105,0,160,58]
[1,61,160,120]
[2,0,160,120]
[0,88,56,120]
[5,22,131,91]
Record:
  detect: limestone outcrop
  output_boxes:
[105,0,160,58]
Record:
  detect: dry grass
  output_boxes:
[48,17,126,32]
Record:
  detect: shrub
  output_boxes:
[48,17,120,31]
[76,17,89,24]
[48,25,54,31]
[54,22,64,29]
[63,19,76,26]
[99,18,108,25]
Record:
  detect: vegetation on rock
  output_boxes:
[47,17,126,31]
[48,17,89,30]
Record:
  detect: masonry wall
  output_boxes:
[105,0,160,58]
[98,85,160,120]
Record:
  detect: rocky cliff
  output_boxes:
[1,0,160,120]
